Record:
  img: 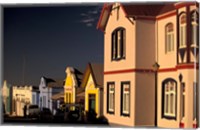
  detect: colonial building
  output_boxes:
[12,85,39,116]
[2,80,12,115]
[97,2,199,128]
[39,76,64,112]
[81,63,103,117]
[64,67,83,104]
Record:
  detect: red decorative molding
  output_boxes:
[158,67,177,72]
[104,68,154,75]
[104,64,199,75]
[156,11,176,20]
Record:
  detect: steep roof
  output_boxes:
[97,2,176,31]
[90,63,103,87]
[122,3,175,17]
[81,63,103,88]
[42,76,55,84]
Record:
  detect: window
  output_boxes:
[162,79,177,119]
[111,27,126,60]
[191,11,199,47]
[121,82,130,116]
[181,83,185,119]
[107,82,115,114]
[165,23,174,53]
[179,13,187,48]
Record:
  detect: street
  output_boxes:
[3,115,110,127]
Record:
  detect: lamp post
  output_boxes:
[153,62,160,126]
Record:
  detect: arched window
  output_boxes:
[165,23,174,53]
[191,11,199,47]
[179,13,187,48]
[111,27,126,60]
[162,78,177,119]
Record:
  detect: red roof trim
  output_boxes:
[156,11,176,20]
[175,2,198,9]
[96,3,109,31]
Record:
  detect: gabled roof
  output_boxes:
[81,63,103,88]
[42,76,55,84]
[97,2,176,31]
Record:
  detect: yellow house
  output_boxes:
[64,67,83,104]
[81,63,103,117]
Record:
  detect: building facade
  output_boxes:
[97,2,199,128]
[12,85,39,117]
[39,77,63,112]
[81,63,103,117]
[64,67,83,104]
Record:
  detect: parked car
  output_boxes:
[26,105,40,119]
[39,107,53,122]
[64,104,85,123]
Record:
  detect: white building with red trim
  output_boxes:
[97,2,199,128]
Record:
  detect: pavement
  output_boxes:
[2,115,110,127]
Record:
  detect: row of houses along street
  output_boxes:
[1,1,199,128]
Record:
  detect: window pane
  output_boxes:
[166,95,168,113]
[117,31,121,58]
[112,33,116,59]
[170,93,173,114]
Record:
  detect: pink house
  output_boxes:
[97,2,199,128]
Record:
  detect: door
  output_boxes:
[88,94,96,112]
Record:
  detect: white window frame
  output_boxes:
[111,28,125,60]
[179,14,187,49]
[181,83,185,119]
[166,23,174,53]
[191,12,199,48]
[163,80,176,118]
[107,83,115,113]
[121,82,130,116]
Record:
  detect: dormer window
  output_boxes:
[179,13,187,49]
[191,11,199,48]
[111,27,126,61]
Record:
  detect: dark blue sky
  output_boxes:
[3,4,104,86]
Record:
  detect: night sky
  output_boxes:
[3,4,104,86]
